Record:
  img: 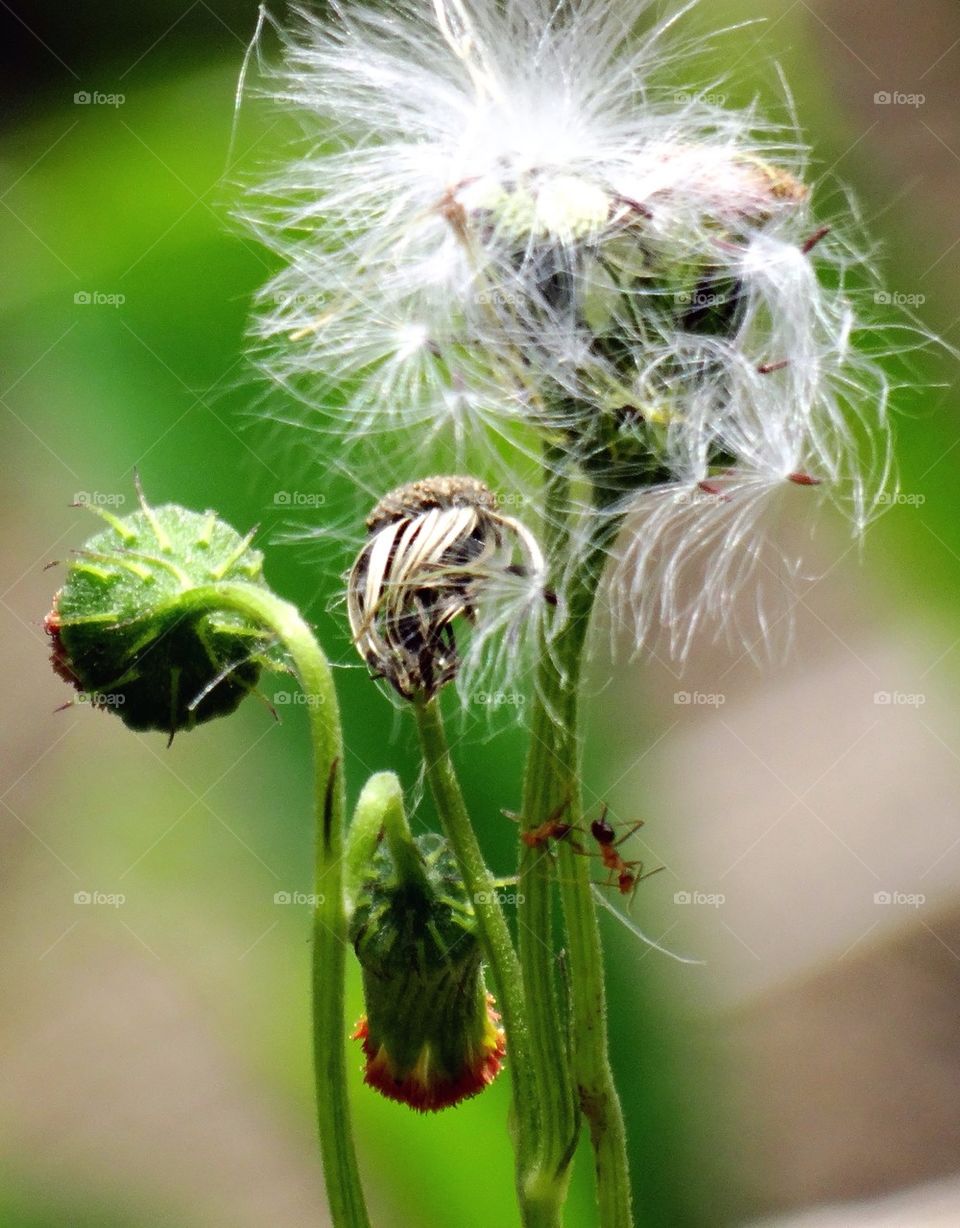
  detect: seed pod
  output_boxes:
[46,493,270,736]
[347,476,543,700]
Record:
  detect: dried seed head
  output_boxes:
[366,475,498,534]
[348,476,543,700]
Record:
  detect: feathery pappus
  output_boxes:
[245,0,915,658]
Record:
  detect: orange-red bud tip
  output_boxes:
[353,996,506,1113]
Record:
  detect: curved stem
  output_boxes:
[520,476,635,1228]
[413,697,565,1228]
[186,583,370,1228]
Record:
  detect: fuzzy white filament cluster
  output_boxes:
[246,0,896,663]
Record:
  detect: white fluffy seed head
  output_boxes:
[245,0,904,662]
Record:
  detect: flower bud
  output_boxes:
[349,824,505,1112]
[46,494,269,735]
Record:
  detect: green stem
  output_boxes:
[413,697,565,1228]
[520,473,635,1228]
[517,456,581,1184]
[187,583,370,1228]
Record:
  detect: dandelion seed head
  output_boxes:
[244,0,917,663]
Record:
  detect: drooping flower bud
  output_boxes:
[348,796,505,1112]
[347,476,544,700]
[46,490,270,736]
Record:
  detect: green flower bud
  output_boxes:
[348,801,505,1112]
[46,492,270,736]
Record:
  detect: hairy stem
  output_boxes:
[414,697,565,1228]
[187,583,370,1228]
[517,455,581,1184]
[520,469,634,1228]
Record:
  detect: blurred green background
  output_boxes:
[3,2,960,1226]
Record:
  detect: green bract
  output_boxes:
[349,827,505,1112]
[48,501,269,735]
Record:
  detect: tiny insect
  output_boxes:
[509,801,663,908]
[504,799,577,849]
[586,805,663,906]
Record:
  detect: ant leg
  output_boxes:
[504,795,571,827]
[611,819,647,849]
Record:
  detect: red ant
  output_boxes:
[508,801,663,907]
[586,806,664,906]
[504,798,576,849]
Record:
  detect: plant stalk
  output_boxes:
[188,583,370,1228]
[414,696,566,1228]
[520,470,635,1228]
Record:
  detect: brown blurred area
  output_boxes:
[632,3,960,1222]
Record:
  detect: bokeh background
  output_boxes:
[3,2,960,1225]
